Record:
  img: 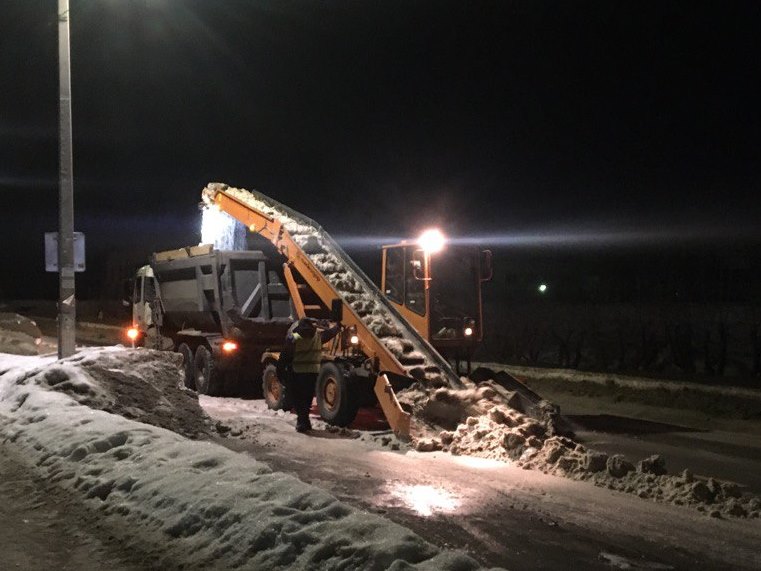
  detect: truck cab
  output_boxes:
[131,265,159,338]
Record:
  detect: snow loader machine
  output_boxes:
[196,183,502,438]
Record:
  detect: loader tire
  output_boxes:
[178,343,195,390]
[263,363,291,411]
[316,362,359,427]
[194,345,221,396]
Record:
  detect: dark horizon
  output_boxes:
[2,1,761,299]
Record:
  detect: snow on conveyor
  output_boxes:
[206,182,462,388]
[0,348,486,570]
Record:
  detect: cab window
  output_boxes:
[144,277,157,303]
[405,247,426,316]
[384,247,404,304]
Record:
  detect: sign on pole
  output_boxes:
[45,232,85,272]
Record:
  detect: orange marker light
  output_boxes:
[127,327,139,341]
[222,340,238,353]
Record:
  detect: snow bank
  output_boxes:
[479,361,761,400]
[0,348,488,570]
[0,313,42,355]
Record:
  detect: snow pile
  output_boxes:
[522,439,761,519]
[0,313,42,355]
[0,349,488,570]
[6,347,213,439]
[399,380,557,458]
[59,347,212,439]
[203,182,454,386]
[399,376,760,519]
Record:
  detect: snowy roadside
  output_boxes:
[477,362,761,398]
[476,362,761,434]
[0,348,490,570]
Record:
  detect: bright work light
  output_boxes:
[418,229,445,254]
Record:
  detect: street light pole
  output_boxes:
[58,0,76,358]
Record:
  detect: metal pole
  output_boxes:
[58,0,76,358]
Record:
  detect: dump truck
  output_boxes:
[129,182,497,437]
[128,245,297,397]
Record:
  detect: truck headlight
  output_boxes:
[463,318,476,337]
[222,340,238,353]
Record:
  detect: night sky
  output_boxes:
[2,1,761,299]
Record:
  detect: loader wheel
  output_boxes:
[263,363,291,411]
[178,343,195,390]
[316,362,359,427]
[194,345,221,396]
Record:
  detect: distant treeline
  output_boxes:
[490,243,761,306]
[480,301,761,384]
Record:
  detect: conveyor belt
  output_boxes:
[203,182,464,389]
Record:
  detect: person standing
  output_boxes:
[278,318,340,432]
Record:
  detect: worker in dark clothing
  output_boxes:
[278,318,341,432]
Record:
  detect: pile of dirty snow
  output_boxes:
[399,378,558,456]
[523,439,761,519]
[0,348,488,570]
[11,347,213,439]
[203,182,455,387]
[0,313,42,355]
[400,374,760,519]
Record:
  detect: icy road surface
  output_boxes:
[202,397,761,570]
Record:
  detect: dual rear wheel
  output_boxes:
[177,343,221,396]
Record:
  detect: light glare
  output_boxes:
[388,484,459,517]
[201,206,247,250]
[418,229,445,253]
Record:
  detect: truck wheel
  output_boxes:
[316,362,359,427]
[194,345,221,396]
[262,363,291,411]
[178,343,195,390]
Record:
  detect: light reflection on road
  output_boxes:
[387,484,459,516]
[449,455,507,470]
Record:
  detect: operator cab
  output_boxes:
[381,231,492,373]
